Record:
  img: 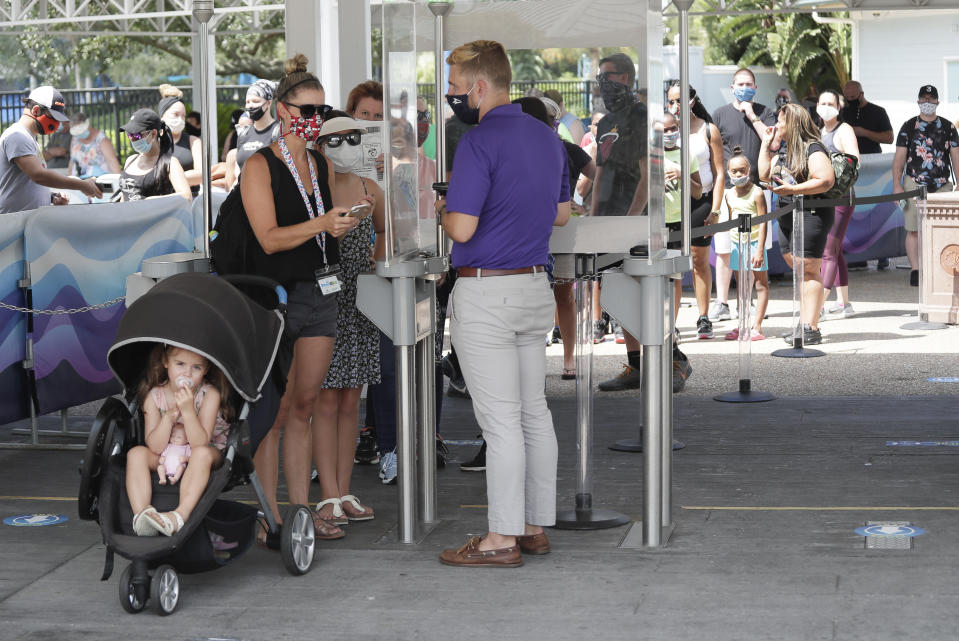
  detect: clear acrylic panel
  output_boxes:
[383,0,430,259]
[381,0,664,257]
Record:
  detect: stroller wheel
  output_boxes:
[118,563,147,614]
[150,565,179,616]
[281,505,315,575]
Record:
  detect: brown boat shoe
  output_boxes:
[515,530,550,555]
[439,536,523,568]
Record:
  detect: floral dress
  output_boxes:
[70,131,111,177]
[322,213,381,389]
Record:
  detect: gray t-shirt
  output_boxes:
[712,101,777,186]
[0,122,50,214]
[236,122,280,169]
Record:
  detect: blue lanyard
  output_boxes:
[277,138,327,264]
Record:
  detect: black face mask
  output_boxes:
[446,87,480,126]
[598,78,633,113]
[248,103,268,122]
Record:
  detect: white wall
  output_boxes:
[857,10,959,151]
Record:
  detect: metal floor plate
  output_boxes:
[863,521,915,550]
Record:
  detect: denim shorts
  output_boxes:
[285,281,338,340]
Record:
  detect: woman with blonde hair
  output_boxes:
[157,84,203,196]
[758,103,835,345]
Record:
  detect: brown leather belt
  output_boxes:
[457,266,545,278]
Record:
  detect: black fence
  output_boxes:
[1,79,602,160]
[0,85,248,158]
[416,79,597,117]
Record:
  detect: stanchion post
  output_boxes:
[661,278,674,527]
[556,255,629,530]
[642,339,664,547]
[773,195,824,358]
[416,317,437,525]
[716,210,775,400]
[393,277,418,544]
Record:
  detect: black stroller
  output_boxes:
[77,272,315,615]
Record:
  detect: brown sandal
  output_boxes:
[311,510,345,540]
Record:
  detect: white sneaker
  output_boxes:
[708,301,731,321]
[826,302,856,318]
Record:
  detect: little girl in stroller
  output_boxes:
[129,344,233,535]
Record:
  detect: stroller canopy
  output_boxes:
[108,272,283,403]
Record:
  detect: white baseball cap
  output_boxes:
[24,86,70,122]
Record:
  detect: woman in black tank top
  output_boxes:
[158,88,202,196]
[118,108,191,202]
[239,55,373,543]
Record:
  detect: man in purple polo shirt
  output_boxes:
[436,39,570,568]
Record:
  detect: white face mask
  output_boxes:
[70,123,90,138]
[918,102,938,116]
[324,143,365,174]
[816,105,839,122]
[166,116,186,134]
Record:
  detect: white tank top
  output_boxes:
[688,123,715,194]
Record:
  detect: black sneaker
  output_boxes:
[782,324,822,345]
[803,325,822,345]
[354,427,380,465]
[598,364,640,391]
[460,441,486,472]
[877,257,889,270]
[910,270,919,286]
[436,435,449,469]
[592,320,606,344]
[672,347,692,393]
[440,353,459,380]
[696,315,713,340]
[551,326,562,344]
[447,376,470,399]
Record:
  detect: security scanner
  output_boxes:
[361,0,687,547]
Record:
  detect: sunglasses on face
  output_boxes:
[323,132,363,148]
[282,101,333,119]
[126,131,151,141]
[667,99,683,105]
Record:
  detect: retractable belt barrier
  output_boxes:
[655,188,925,394]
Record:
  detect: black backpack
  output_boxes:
[209,182,255,276]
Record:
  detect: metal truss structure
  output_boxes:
[0,0,286,36]
[664,0,954,15]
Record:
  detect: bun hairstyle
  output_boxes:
[158,84,184,100]
[728,144,751,170]
[276,53,324,105]
[157,84,186,120]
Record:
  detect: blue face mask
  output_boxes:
[662,130,680,149]
[733,86,756,103]
[131,136,153,155]
[446,84,480,125]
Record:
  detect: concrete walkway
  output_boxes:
[1,260,958,640]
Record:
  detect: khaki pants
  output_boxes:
[449,272,557,535]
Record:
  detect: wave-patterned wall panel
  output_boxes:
[0,211,30,425]
[25,197,194,414]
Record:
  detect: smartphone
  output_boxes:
[345,202,372,219]
[758,180,775,190]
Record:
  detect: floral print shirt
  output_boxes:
[896,115,959,190]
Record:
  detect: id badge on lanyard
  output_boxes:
[315,265,342,296]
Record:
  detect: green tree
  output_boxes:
[704,3,850,97]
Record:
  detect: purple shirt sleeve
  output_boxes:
[446,133,490,218]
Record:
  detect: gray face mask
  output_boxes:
[729,174,750,187]
[918,102,937,116]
